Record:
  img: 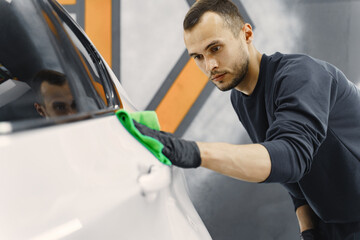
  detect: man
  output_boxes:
[32,70,77,118]
[134,0,360,239]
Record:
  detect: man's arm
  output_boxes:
[133,121,270,182]
[296,205,321,239]
[296,204,318,232]
[197,142,271,183]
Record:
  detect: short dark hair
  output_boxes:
[183,0,244,37]
[31,69,66,103]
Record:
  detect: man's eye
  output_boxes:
[194,55,203,60]
[211,46,220,52]
[53,102,66,112]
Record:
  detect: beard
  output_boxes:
[211,54,249,92]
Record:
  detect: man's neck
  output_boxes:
[235,49,263,96]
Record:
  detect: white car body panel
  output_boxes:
[0,116,211,240]
[0,1,212,238]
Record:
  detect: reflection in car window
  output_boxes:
[32,70,77,118]
[63,24,100,79]
[62,22,110,108]
[0,1,121,133]
[50,0,122,111]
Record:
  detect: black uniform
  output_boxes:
[231,52,360,238]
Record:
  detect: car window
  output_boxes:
[60,22,115,110]
[0,1,121,133]
[51,0,123,112]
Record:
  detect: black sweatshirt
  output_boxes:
[231,52,360,223]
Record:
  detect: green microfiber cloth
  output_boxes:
[115,109,172,166]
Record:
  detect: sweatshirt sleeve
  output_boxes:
[261,57,337,183]
[282,182,308,210]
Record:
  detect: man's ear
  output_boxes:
[243,23,254,43]
[34,102,46,117]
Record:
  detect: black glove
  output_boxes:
[133,120,201,168]
[300,229,321,240]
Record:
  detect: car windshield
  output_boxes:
[0,0,121,133]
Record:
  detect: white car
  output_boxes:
[0,0,211,239]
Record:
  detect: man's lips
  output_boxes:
[211,73,227,82]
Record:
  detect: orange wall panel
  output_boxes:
[156,59,208,133]
[85,0,112,67]
[58,0,76,5]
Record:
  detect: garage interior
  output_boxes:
[60,0,360,239]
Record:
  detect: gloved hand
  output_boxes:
[300,229,321,240]
[133,120,201,168]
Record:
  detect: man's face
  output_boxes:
[184,12,249,91]
[36,81,77,118]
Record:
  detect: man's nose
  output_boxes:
[67,105,77,115]
[205,57,218,72]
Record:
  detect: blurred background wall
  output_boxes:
[60,0,360,239]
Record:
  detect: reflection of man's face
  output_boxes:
[35,81,77,118]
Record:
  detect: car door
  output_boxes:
[0,1,211,239]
